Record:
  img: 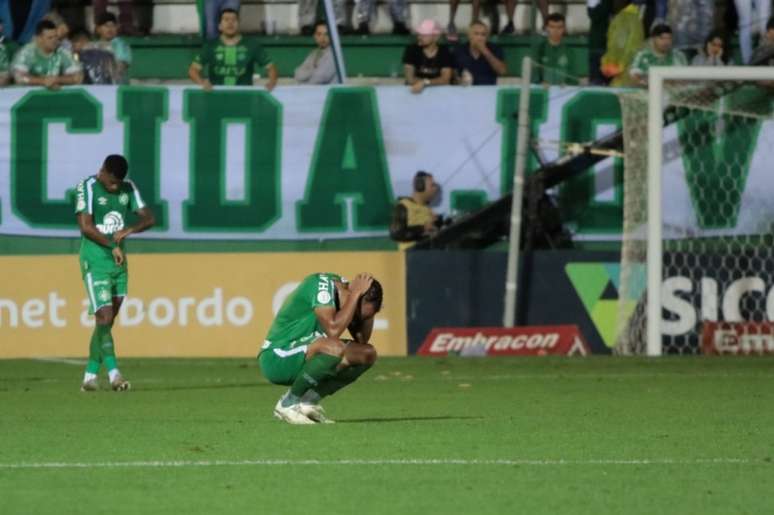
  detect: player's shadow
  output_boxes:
[136,382,273,392]
[336,415,482,424]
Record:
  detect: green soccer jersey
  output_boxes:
[74,176,146,263]
[193,36,271,86]
[534,39,577,85]
[630,45,687,80]
[264,273,342,350]
[11,41,80,77]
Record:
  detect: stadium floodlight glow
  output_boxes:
[642,66,774,356]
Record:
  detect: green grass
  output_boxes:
[1,357,773,515]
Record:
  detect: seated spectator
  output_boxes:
[389,171,442,249]
[202,0,240,40]
[299,0,345,36]
[751,16,774,65]
[453,20,506,85]
[691,30,726,66]
[43,11,71,52]
[533,13,578,86]
[630,24,687,86]
[356,0,409,35]
[402,19,453,94]
[600,1,644,87]
[93,13,132,84]
[71,29,119,84]
[12,19,82,89]
[447,0,480,41]
[294,21,337,84]
[189,8,278,91]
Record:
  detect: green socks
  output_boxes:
[85,323,117,375]
[290,353,341,398]
[85,325,105,374]
[315,364,373,399]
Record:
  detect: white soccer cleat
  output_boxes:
[80,378,99,392]
[111,375,131,392]
[299,403,335,424]
[273,399,316,425]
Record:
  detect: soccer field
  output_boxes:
[1,356,773,515]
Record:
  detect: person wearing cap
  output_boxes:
[629,23,686,87]
[402,19,454,94]
[94,12,132,84]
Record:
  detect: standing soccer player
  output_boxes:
[76,155,155,392]
[259,273,382,424]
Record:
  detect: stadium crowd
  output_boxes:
[1,0,773,89]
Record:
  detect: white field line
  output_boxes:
[0,458,758,470]
[32,358,87,366]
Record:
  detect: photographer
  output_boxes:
[389,171,444,249]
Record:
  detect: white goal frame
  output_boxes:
[646,66,774,356]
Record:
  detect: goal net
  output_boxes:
[617,66,774,355]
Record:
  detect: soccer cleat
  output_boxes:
[110,375,131,392]
[80,378,99,392]
[273,398,316,425]
[299,403,335,424]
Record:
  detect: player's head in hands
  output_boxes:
[356,278,383,321]
[98,154,128,192]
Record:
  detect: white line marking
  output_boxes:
[32,358,87,366]
[0,458,758,470]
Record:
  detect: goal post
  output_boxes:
[618,66,774,356]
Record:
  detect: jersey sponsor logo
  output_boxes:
[417,326,590,356]
[119,193,129,205]
[97,197,108,205]
[702,322,774,355]
[76,199,86,211]
[96,211,125,235]
[317,290,331,304]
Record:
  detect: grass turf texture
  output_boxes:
[1,357,773,515]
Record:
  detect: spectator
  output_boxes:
[750,16,774,65]
[402,19,453,94]
[294,21,337,84]
[389,171,442,249]
[202,0,240,40]
[93,12,131,84]
[691,30,726,66]
[735,0,771,63]
[0,0,51,43]
[93,0,146,36]
[12,19,82,89]
[600,1,644,87]
[0,21,8,86]
[189,8,278,91]
[533,13,578,85]
[71,28,119,84]
[587,0,613,85]
[453,20,506,85]
[43,11,71,52]
[630,23,687,86]
[501,0,516,34]
[356,0,409,35]
[299,0,346,36]
[447,0,480,41]
[668,0,714,53]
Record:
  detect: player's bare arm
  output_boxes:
[113,207,155,244]
[314,273,373,339]
[348,314,374,344]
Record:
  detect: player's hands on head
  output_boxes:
[112,247,125,266]
[350,273,374,297]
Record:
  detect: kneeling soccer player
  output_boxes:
[75,155,155,392]
[259,272,382,424]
